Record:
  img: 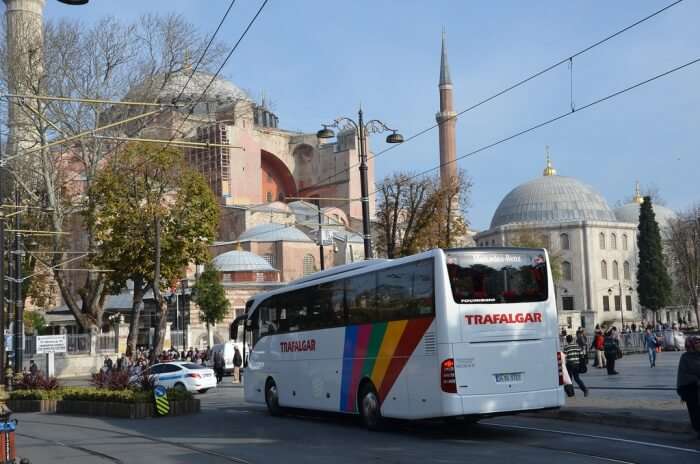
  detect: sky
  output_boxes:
[44,0,700,230]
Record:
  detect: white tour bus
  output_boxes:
[234,247,565,429]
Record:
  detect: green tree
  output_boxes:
[637,196,672,322]
[91,142,219,357]
[192,263,230,346]
[24,311,46,335]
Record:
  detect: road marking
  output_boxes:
[483,422,700,455]
[17,432,124,463]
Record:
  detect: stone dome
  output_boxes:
[490,175,617,229]
[127,70,250,107]
[212,250,275,272]
[238,223,312,243]
[614,202,676,228]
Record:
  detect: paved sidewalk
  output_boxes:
[528,350,693,433]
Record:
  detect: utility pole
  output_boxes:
[315,199,325,271]
[12,188,22,371]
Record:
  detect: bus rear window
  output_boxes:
[446,250,548,304]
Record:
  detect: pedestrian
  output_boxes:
[576,328,588,358]
[213,350,224,383]
[593,327,606,369]
[603,328,620,375]
[104,356,114,373]
[564,335,589,397]
[644,327,658,368]
[29,360,38,376]
[233,346,242,384]
[676,335,700,439]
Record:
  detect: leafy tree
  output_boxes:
[637,196,672,322]
[91,142,218,358]
[24,311,46,335]
[192,264,230,346]
[666,205,700,328]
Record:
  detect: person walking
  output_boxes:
[213,350,225,384]
[232,346,243,384]
[676,336,700,439]
[644,327,658,368]
[603,328,620,375]
[29,360,38,376]
[564,335,589,397]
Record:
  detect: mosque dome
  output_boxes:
[212,250,275,272]
[238,223,312,243]
[127,69,250,107]
[490,158,616,229]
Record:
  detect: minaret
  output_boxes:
[543,146,557,176]
[436,30,457,187]
[3,0,45,157]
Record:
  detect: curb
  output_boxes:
[522,408,692,434]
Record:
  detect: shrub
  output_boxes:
[14,373,60,390]
[91,370,132,390]
[132,371,157,391]
[10,386,193,403]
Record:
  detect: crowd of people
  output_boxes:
[100,346,212,376]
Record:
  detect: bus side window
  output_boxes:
[376,264,412,321]
[411,259,435,316]
[347,272,376,324]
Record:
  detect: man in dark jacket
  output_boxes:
[213,350,225,383]
[677,336,700,439]
[603,328,620,375]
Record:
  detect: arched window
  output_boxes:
[601,260,608,279]
[303,254,315,276]
[622,234,628,250]
[560,233,570,250]
[623,261,631,280]
[599,232,606,250]
[611,233,617,250]
[562,261,572,281]
[612,260,619,280]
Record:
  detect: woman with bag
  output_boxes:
[564,335,589,397]
[676,336,700,439]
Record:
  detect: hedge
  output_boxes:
[9,387,192,403]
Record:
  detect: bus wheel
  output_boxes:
[358,383,383,431]
[265,379,283,416]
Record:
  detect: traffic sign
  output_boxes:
[153,385,169,416]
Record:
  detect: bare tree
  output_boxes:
[666,206,700,328]
[0,13,225,333]
[375,169,472,258]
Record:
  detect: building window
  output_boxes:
[562,296,575,311]
[222,273,231,283]
[611,233,617,250]
[266,191,273,202]
[623,261,631,280]
[562,261,572,281]
[603,295,610,311]
[566,316,572,329]
[622,234,628,250]
[560,233,570,250]
[303,254,315,276]
[614,295,621,311]
[625,295,633,312]
[263,253,276,268]
[612,260,619,280]
[255,272,264,282]
[599,232,606,250]
[601,260,608,279]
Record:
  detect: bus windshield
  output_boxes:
[445,250,548,304]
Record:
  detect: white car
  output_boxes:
[139,362,217,393]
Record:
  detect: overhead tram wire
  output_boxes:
[302,0,685,191]
[160,0,270,156]
[367,56,700,196]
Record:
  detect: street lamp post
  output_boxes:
[609,283,634,329]
[317,109,403,259]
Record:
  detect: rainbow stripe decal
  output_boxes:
[339,317,434,412]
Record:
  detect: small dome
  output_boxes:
[491,175,616,228]
[238,223,312,243]
[128,70,250,107]
[212,250,275,272]
[614,202,676,228]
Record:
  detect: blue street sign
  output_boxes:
[154,385,166,398]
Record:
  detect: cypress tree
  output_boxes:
[636,196,672,322]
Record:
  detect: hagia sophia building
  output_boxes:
[5,0,691,347]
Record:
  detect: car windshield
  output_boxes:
[182,363,206,370]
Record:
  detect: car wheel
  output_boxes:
[198,389,209,394]
[358,382,383,431]
[174,382,187,393]
[265,378,283,416]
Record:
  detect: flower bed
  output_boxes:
[7,387,199,418]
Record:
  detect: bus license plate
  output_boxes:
[494,373,522,384]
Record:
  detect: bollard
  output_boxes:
[0,406,16,464]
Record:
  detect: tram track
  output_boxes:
[19,419,254,464]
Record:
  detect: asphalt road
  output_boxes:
[14,381,700,464]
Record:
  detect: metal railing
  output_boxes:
[560,332,646,355]
[97,333,116,352]
[171,330,185,349]
[66,334,91,354]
